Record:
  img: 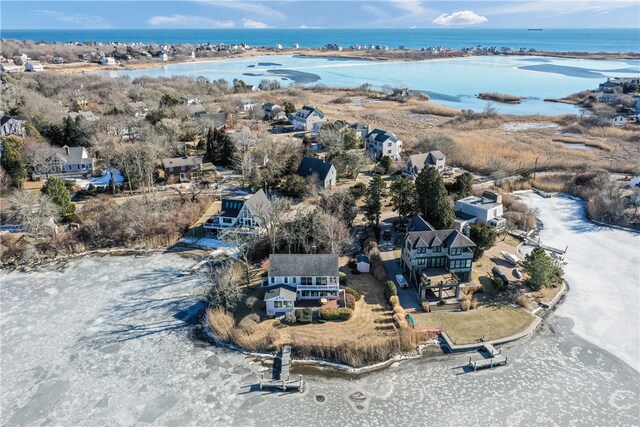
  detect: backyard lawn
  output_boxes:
[412,305,534,344]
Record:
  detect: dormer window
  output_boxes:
[450,248,462,256]
[417,247,426,254]
[433,246,442,253]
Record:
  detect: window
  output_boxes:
[417,258,426,266]
[450,248,462,256]
[292,277,297,284]
[318,277,328,286]
[466,259,472,268]
[417,247,426,254]
[433,246,442,253]
[284,277,288,284]
[270,277,275,284]
[301,277,312,286]
[329,277,337,284]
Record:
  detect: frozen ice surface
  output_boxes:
[519,193,640,372]
[1,194,639,426]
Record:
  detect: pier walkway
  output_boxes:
[259,345,304,392]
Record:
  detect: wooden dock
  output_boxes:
[259,345,304,392]
[468,343,509,371]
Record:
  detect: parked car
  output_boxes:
[383,227,392,240]
[396,274,409,288]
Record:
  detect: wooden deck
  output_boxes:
[259,345,304,392]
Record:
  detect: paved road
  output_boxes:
[377,216,420,310]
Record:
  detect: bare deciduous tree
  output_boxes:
[8,191,59,241]
[317,212,351,255]
[205,260,244,312]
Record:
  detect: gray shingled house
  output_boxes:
[296,156,337,189]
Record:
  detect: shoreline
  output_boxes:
[38,48,640,75]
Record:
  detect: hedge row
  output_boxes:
[295,308,313,323]
[319,307,353,321]
[384,280,398,302]
[345,287,362,301]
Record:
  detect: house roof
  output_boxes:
[407,215,435,232]
[350,122,369,131]
[269,254,339,277]
[405,215,475,250]
[454,211,477,221]
[367,128,397,143]
[356,254,370,264]
[162,156,203,169]
[263,102,278,110]
[61,146,93,165]
[264,286,297,301]
[427,150,445,161]
[218,189,271,219]
[295,105,324,120]
[297,156,335,181]
[456,195,501,210]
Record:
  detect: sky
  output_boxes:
[1,0,639,29]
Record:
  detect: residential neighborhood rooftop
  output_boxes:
[268,254,339,277]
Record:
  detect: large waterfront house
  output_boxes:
[264,254,341,316]
[454,191,506,231]
[364,128,402,161]
[290,106,327,131]
[401,216,475,293]
[402,151,446,178]
[162,156,203,184]
[204,189,271,237]
[297,156,337,189]
[33,145,95,178]
[262,103,286,120]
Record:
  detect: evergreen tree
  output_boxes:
[380,155,393,174]
[453,172,474,198]
[283,101,296,114]
[41,176,75,222]
[415,167,454,229]
[205,127,216,163]
[390,176,416,222]
[363,175,386,227]
[62,116,90,147]
[218,130,236,167]
[0,136,26,188]
[521,247,565,290]
[469,223,496,261]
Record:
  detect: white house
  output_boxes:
[239,99,258,112]
[181,95,198,105]
[265,254,341,307]
[0,115,26,137]
[34,145,95,178]
[290,106,327,131]
[454,191,506,230]
[99,57,116,66]
[13,54,28,65]
[364,128,402,161]
[24,62,44,72]
[611,116,627,126]
[203,189,271,237]
[262,103,286,120]
[0,62,22,73]
[264,287,297,317]
[402,151,446,178]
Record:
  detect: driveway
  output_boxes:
[378,217,420,310]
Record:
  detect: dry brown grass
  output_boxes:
[515,295,531,310]
[411,103,460,117]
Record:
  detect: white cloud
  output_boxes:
[433,10,488,26]
[197,1,286,19]
[391,0,427,15]
[37,10,112,29]
[147,15,234,28]
[362,4,390,19]
[481,1,636,17]
[242,18,269,28]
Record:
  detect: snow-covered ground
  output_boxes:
[74,169,125,190]
[502,122,558,132]
[519,193,640,372]
[1,252,638,425]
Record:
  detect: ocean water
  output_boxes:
[98,54,640,115]
[2,28,639,53]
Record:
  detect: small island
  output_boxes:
[478,92,525,104]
